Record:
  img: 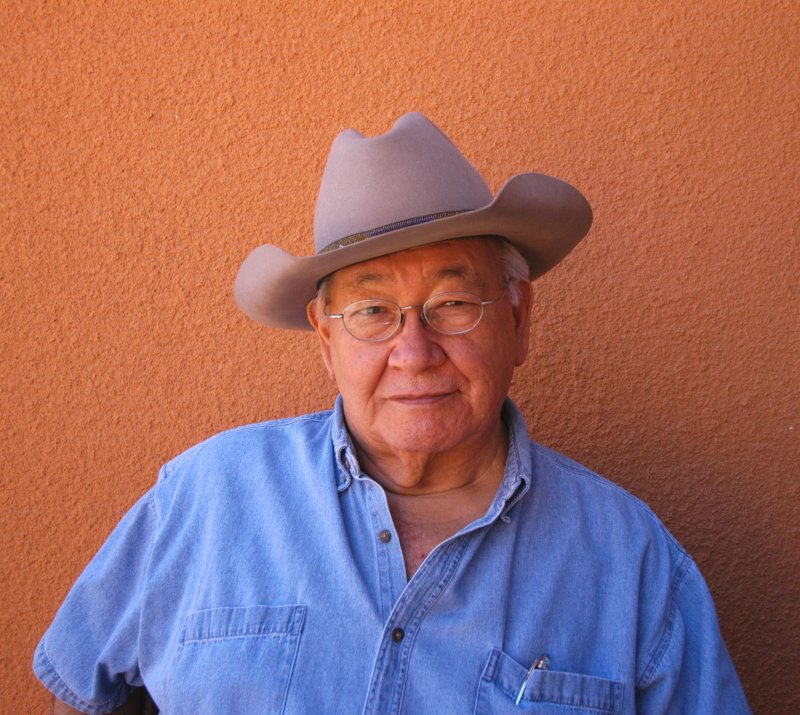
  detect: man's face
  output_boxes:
[307,238,531,470]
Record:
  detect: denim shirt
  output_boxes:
[34,398,750,714]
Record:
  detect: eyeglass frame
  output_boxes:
[322,288,508,342]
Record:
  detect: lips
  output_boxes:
[387,391,456,404]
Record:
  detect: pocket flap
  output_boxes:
[482,649,623,713]
[181,604,306,644]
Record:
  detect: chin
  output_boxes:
[387,418,474,455]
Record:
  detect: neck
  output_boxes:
[353,418,509,497]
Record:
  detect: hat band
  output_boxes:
[318,209,469,254]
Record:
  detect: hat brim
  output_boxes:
[234,172,592,330]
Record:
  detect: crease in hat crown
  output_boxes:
[313,113,493,253]
[234,111,593,330]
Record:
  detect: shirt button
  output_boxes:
[392,628,405,642]
[378,530,392,543]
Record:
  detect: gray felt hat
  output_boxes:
[234,112,593,329]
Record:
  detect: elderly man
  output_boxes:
[35,113,750,714]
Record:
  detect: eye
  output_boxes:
[345,300,398,324]
[434,294,481,310]
[354,304,391,317]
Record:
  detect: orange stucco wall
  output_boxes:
[2,1,798,712]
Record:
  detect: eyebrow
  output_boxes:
[345,272,386,290]
[344,265,472,291]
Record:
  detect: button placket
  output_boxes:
[362,537,472,715]
[363,481,406,622]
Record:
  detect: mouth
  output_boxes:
[388,391,456,405]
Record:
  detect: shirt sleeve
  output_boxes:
[635,558,752,714]
[33,488,159,714]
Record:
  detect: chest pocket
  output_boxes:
[475,649,624,714]
[166,604,306,715]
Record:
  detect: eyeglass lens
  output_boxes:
[342,292,486,341]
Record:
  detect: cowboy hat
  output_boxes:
[234,112,592,329]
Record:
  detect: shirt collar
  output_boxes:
[331,395,360,492]
[330,394,532,508]
[495,398,533,519]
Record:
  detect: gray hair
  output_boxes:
[495,238,530,306]
[313,236,529,313]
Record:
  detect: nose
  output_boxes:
[386,308,447,372]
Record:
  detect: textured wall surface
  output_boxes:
[2,1,798,712]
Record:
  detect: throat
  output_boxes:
[390,516,472,578]
[385,465,504,578]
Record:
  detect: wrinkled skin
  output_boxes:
[307,238,531,496]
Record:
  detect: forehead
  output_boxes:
[329,238,503,295]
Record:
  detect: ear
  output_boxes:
[511,280,532,367]
[306,299,336,382]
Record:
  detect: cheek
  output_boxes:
[329,341,387,398]
[456,335,517,396]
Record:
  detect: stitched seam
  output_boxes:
[636,554,692,688]
[392,537,472,713]
[36,640,130,714]
[534,445,687,556]
[159,410,334,478]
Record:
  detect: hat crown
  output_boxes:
[313,113,493,253]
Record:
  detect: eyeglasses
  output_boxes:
[324,290,506,342]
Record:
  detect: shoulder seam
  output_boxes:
[532,442,687,556]
[161,411,333,473]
